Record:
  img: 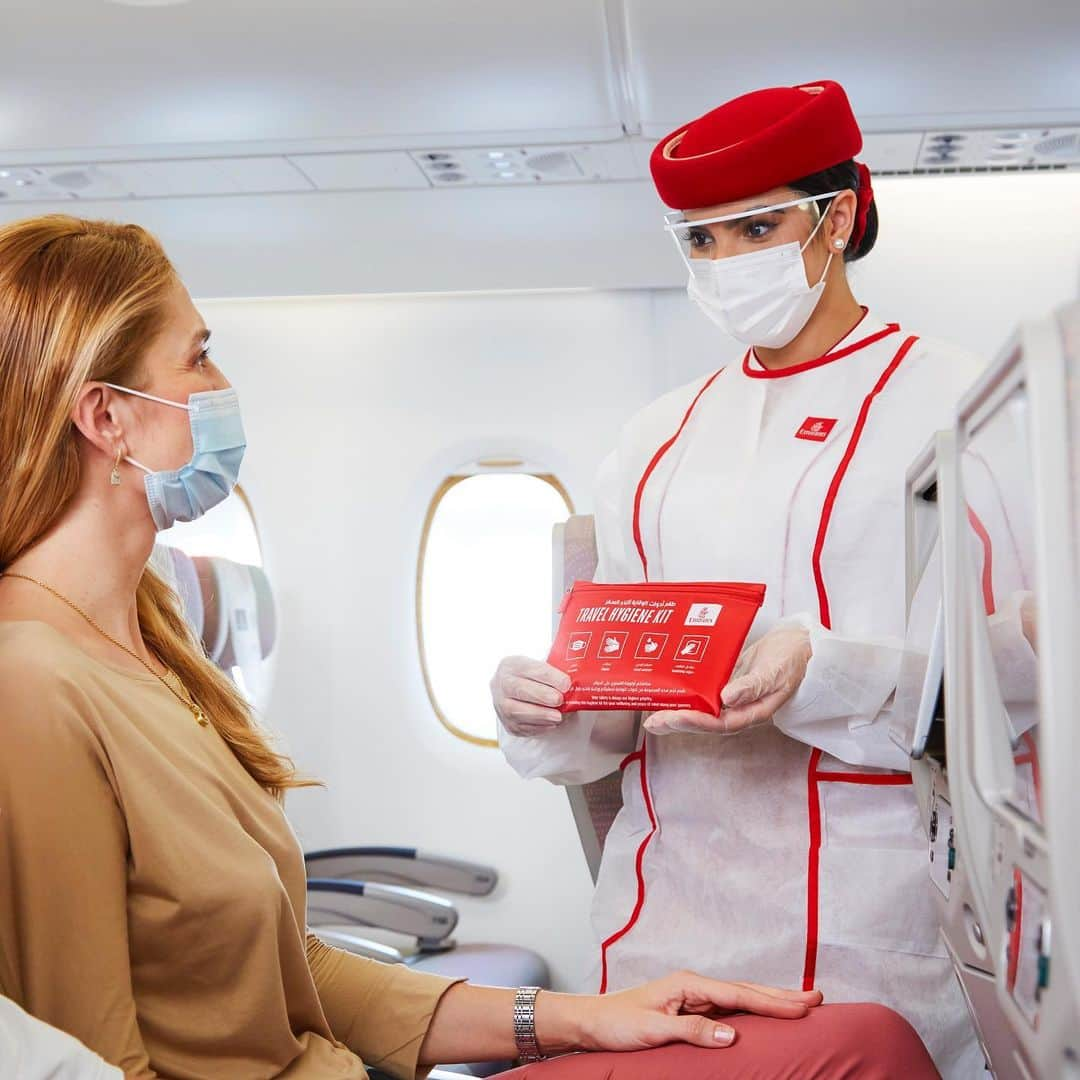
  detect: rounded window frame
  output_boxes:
[415,468,574,747]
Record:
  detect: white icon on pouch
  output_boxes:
[596,632,628,659]
[565,633,593,661]
[675,635,709,663]
[634,633,669,661]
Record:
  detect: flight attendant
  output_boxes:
[493,79,995,1078]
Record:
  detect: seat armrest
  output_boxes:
[307,878,459,948]
[311,928,406,964]
[304,847,497,896]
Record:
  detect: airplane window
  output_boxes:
[159,485,263,566]
[418,471,573,746]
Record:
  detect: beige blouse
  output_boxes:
[0,620,461,1079]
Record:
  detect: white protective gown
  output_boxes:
[501,311,1020,1079]
[0,997,120,1079]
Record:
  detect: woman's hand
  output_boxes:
[642,626,812,736]
[539,972,823,1053]
[491,656,572,736]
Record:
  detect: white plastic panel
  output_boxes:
[947,317,1080,1078]
[624,0,1080,136]
[0,158,314,201]
[893,438,945,759]
[1055,298,1080,1035]
[861,132,926,174]
[0,0,622,152]
[289,152,431,192]
[102,157,315,198]
[961,386,1041,827]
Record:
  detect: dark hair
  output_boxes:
[789,159,877,263]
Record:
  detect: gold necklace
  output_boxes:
[2,571,209,727]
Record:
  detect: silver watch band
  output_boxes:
[512,986,545,1063]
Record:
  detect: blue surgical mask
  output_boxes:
[105,383,246,531]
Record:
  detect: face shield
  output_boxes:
[667,190,846,348]
[663,190,843,277]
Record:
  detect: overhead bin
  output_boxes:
[622,0,1080,137]
[0,0,625,153]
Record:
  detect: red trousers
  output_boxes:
[500,1004,940,1080]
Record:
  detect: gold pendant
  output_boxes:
[193,705,209,727]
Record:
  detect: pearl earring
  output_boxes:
[833,238,846,250]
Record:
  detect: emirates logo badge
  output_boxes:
[795,417,838,442]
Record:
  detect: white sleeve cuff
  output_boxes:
[497,710,634,786]
[771,615,910,770]
[0,997,124,1080]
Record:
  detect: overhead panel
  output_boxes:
[860,133,927,175]
[0,157,314,202]
[288,152,430,191]
[409,142,644,187]
[0,0,624,154]
[2,130,1078,207]
[623,0,1080,136]
[916,128,1080,171]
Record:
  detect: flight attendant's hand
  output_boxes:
[556,972,822,1052]
[642,626,812,736]
[491,656,572,736]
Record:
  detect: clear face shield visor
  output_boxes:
[663,190,843,276]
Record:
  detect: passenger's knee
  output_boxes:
[832,1003,939,1078]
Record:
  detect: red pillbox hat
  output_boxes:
[650,80,863,210]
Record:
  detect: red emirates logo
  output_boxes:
[795,417,838,442]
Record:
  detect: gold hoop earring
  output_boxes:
[110,448,123,487]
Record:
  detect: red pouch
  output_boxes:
[548,581,766,716]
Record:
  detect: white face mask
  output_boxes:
[686,203,835,349]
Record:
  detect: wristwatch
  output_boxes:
[513,986,545,1063]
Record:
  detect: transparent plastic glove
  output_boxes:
[491,655,572,736]
[1019,593,1038,653]
[643,625,812,736]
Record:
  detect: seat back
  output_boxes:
[909,306,1080,1078]
[553,515,624,883]
[149,551,277,708]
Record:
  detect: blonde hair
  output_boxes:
[0,215,311,799]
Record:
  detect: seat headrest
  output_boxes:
[192,555,230,664]
[153,544,206,641]
[561,514,599,585]
[191,556,277,670]
[249,564,277,659]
